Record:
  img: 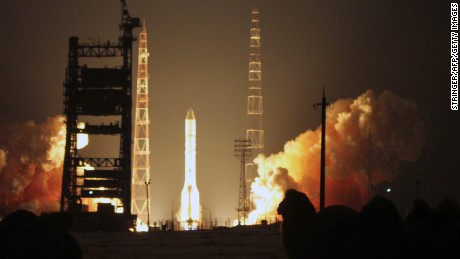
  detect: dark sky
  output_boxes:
[0,1,455,220]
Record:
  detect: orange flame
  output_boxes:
[0,116,66,215]
[247,90,426,222]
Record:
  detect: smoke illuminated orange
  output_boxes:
[246,90,426,223]
[0,116,66,215]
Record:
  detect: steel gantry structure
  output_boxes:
[60,0,140,219]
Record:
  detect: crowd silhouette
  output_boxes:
[0,210,82,258]
[278,189,460,258]
[1,189,458,258]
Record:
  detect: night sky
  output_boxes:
[0,1,456,221]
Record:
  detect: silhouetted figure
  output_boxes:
[0,209,82,259]
[403,198,460,257]
[358,195,408,257]
[305,205,360,258]
[278,192,460,258]
[405,199,433,225]
[277,189,316,258]
[431,198,460,257]
[404,199,434,257]
[0,210,38,258]
[278,189,362,258]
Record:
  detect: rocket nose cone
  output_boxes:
[186,107,195,120]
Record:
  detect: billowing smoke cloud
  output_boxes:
[0,116,65,216]
[250,90,426,220]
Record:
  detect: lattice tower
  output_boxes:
[245,8,264,209]
[132,24,151,226]
[234,139,251,225]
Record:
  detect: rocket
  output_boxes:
[180,107,200,228]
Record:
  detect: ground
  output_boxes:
[73,225,287,259]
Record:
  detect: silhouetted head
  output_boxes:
[277,189,316,221]
[0,210,38,258]
[277,189,316,259]
[0,210,81,259]
[404,199,433,224]
[0,209,37,231]
[361,195,402,235]
[305,205,360,258]
[436,198,460,222]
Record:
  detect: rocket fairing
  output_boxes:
[180,107,200,229]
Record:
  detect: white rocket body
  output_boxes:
[180,108,200,227]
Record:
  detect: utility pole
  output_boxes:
[367,129,373,201]
[313,89,330,210]
[416,181,421,199]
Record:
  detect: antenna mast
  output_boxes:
[245,8,264,217]
[367,129,373,201]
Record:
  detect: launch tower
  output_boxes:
[245,8,264,211]
[60,0,140,223]
[131,23,151,226]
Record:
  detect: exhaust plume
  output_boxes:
[249,90,426,222]
[0,116,65,216]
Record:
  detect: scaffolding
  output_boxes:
[60,0,140,221]
[131,24,151,227]
[234,139,252,225]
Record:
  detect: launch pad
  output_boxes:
[60,0,140,230]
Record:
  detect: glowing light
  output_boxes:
[244,166,285,225]
[179,108,201,230]
[386,188,392,193]
[232,219,239,227]
[76,122,88,149]
[134,218,149,232]
[115,207,124,213]
[76,163,123,213]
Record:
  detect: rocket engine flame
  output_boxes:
[248,90,426,223]
[0,116,66,216]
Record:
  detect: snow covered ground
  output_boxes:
[73,225,287,258]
